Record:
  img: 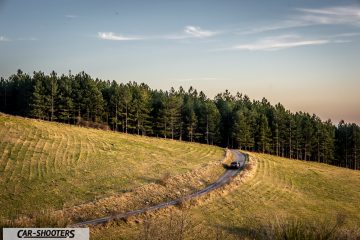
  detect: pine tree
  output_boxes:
[168,87,182,140]
[2,69,360,171]
[57,74,74,123]
[215,90,235,147]
[233,109,250,149]
[109,81,121,131]
[48,71,58,121]
[183,96,197,142]
[256,114,272,153]
[120,83,133,133]
[30,71,46,119]
[0,78,8,112]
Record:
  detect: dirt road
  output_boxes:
[72,150,246,227]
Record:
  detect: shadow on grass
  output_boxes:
[222,163,230,169]
[217,214,360,240]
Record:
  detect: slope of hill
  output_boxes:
[194,153,360,229]
[2,113,359,239]
[0,113,224,220]
[92,152,360,239]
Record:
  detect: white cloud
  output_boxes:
[0,36,9,41]
[238,20,309,35]
[238,5,360,35]
[294,6,360,29]
[166,26,217,39]
[125,25,218,40]
[297,6,360,18]
[98,32,141,41]
[184,26,217,38]
[234,35,330,51]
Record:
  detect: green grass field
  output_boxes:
[193,152,360,229]
[1,113,359,239]
[92,152,360,239]
[0,113,224,221]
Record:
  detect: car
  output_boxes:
[230,161,241,169]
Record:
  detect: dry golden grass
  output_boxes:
[0,113,224,221]
[194,153,360,229]
[91,152,360,239]
[2,113,359,239]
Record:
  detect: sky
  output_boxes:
[0,0,359,124]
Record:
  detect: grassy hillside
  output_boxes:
[2,113,359,239]
[92,152,360,239]
[194,153,360,228]
[0,113,224,220]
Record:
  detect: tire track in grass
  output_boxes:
[19,126,37,177]
[260,158,280,201]
[52,131,66,174]
[19,138,31,179]
[22,129,37,180]
[28,129,42,181]
[44,137,54,176]
[83,137,91,166]
[86,136,96,155]
[0,137,11,176]
[57,130,69,179]
[75,135,83,164]
[0,142,12,180]
[48,130,61,175]
[73,133,82,165]
[8,131,25,181]
[197,148,212,161]
[0,120,9,165]
[7,138,22,182]
[33,136,46,180]
[33,127,47,180]
[65,131,74,167]
[245,155,297,206]
[259,155,298,203]
[39,139,50,180]
[6,126,23,183]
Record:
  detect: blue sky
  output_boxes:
[0,0,359,124]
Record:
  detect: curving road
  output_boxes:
[72,150,246,227]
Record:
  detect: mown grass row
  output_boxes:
[91,152,360,239]
[0,113,224,220]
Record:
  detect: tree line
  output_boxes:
[0,70,359,170]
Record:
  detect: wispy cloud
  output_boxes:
[233,35,329,51]
[98,32,142,41]
[165,26,217,39]
[98,26,217,41]
[298,6,359,15]
[184,26,217,38]
[239,5,360,35]
[297,6,360,25]
[238,20,309,35]
[0,36,10,41]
